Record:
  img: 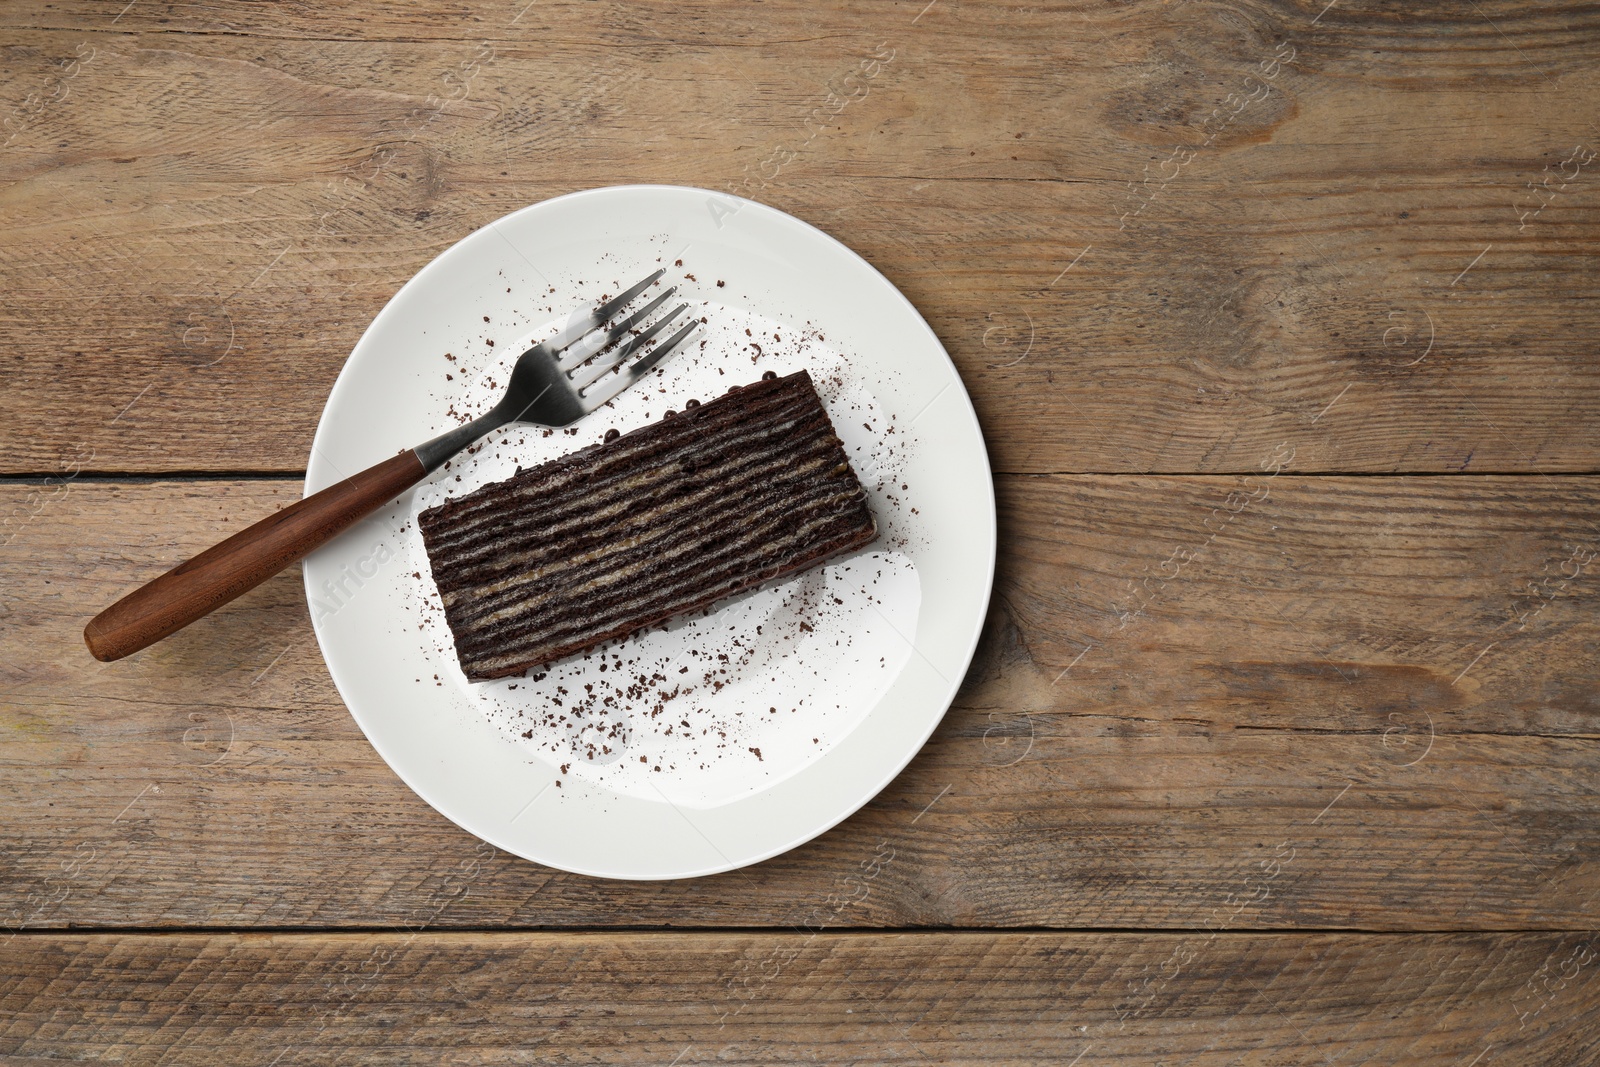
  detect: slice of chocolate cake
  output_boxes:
[418,369,878,681]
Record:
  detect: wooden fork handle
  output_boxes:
[84,450,427,662]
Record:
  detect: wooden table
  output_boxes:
[4,1,1597,1062]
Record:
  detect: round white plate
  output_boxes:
[304,184,994,879]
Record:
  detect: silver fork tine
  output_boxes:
[543,269,666,353]
[628,319,698,377]
[593,268,666,323]
[555,287,677,372]
[612,304,687,363]
[582,319,700,411]
[569,304,689,391]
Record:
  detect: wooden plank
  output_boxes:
[1,931,1595,1064]
[4,477,1597,930]
[2,3,1598,474]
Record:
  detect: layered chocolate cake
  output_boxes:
[418,369,878,681]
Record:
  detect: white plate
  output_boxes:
[304,185,994,879]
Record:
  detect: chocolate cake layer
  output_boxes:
[418,369,878,681]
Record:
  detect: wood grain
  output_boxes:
[5,3,1599,1061]
[5,477,1596,930]
[1,0,1598,474]
[2,931,1596,1065]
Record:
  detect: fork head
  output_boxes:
[413,270,699,474]
[500,268,699,427]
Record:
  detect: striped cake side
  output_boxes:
[418,370,878,681]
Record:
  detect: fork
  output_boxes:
[84,269,698,662]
